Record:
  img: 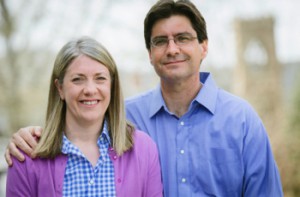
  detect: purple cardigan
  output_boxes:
[6,130,163,197]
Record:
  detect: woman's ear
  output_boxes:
[54,79,64,100]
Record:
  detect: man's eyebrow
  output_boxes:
[151,35,168,39]
[175,32,193,36]
[152,32,192,38]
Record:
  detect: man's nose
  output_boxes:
[165,39,180,55]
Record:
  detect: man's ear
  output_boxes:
[148,49,154,66]
[54,79,64,100]
[201,39,208,59]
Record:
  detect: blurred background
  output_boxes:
[0,0,299,196]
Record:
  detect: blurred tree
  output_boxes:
[289,78,300,133]
[277,72,300,197]
[1,0,27,134]
[285,76,300,196]
[0,0,59,135]
[0,0,116,135]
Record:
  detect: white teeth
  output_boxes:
[83,100,98,105]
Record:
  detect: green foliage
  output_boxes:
[284,75,300,196]
[289,79,300,133]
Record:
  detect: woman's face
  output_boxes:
[55,55,111,126]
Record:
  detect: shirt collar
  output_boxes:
[148,72,218,118]
[194,72,218,114]
[149,85,166,118]
[98,120,111,146]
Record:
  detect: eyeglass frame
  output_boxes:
[150,33,198,49]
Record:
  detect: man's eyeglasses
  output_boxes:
[150,33,197,49]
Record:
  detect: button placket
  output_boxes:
[176,117,190,195]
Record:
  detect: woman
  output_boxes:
[6,37,163,197]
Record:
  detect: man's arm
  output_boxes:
[242,106,283,196]
[5,126,42,166]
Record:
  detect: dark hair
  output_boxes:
[144,0,208,50]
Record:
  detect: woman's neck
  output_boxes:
[64,117,104,167]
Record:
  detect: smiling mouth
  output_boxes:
[81,100,99,105]
[163,59,186,65]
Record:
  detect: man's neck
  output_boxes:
[161,76,202,117]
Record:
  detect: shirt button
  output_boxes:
[180,150,185,154]
[118,178,122,183]
[113,155,117,160]
[89,179,94,185]
[180,121,184,126]
[182,178,186,183]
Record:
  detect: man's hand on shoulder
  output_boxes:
[5,126,42,166]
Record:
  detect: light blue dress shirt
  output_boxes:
[125,72,283,197]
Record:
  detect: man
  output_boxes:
[5,0,283,196]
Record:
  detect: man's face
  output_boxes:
[148,15,208,83]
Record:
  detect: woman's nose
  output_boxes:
[83,81,97,95]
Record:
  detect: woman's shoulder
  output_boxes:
[133,130,155,144]
[11,150,37,168]
[10,151,67,171]
[131,130,158,153]
[7,153,68,196]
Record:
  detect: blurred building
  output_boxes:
[232,17,300,196]
[232,16,299,140]
[233,17,283,145]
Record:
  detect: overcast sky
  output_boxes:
[196,0,300,68]
[93,0,300,71]
[3,0,300,72]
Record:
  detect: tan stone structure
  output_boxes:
[233,17,283,144]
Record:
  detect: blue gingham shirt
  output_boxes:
[61,121,116,197]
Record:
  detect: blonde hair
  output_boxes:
[34,36,134,158]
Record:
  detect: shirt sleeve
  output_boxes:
[242,105,283,196]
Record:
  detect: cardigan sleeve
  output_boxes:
[112,130,163,197]
[143,131,163,197]
[6,155,36,197]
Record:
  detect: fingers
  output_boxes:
[11,130,33,157]
[31,126,42,138]
[22,126,42,152]
[5,147,13,166]
[11,126,41,158]
[28,126,42,158]
[5,140,25,166]
[5,126,43,166]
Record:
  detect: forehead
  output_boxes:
[66,55,109,75]
[151,15,195,37]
